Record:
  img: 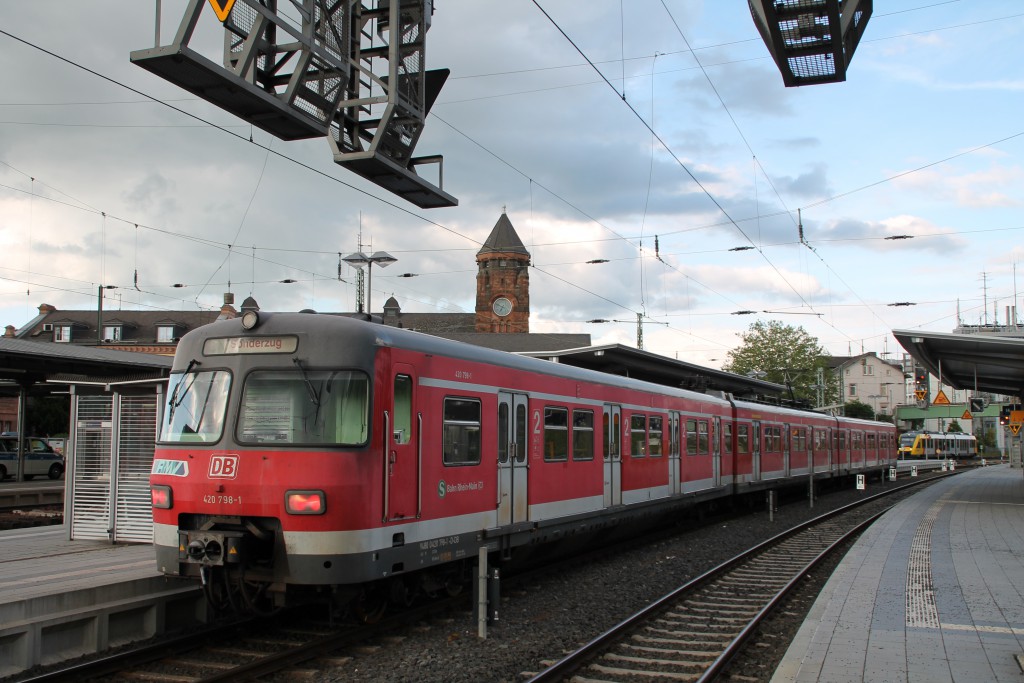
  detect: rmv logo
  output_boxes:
[209,454,239,479]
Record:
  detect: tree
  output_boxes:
[722,320,836,406]
[844,399,874,420]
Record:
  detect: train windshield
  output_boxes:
[161,370,232,443]
[237,369,369,446]
[899,433,917,447]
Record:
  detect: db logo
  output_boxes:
[209,454,239,479]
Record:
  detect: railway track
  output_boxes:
[525,472,955,683]
[19,594,465,683]
[17,469,959,683]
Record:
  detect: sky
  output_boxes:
[1,1,1022,370]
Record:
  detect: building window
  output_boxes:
[103,325,122,341]
[157,326,176,343]
[848,384,857,396]
[53,325,72,343]
[863,364,874,376]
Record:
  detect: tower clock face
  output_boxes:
[492,297,513,317]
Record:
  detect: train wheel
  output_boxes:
[353,586,388,624]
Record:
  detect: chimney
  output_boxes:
[38,303,56,315]
[4,325,15,338]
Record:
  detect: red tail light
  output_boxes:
[286,490,326,515]
[151,485,172,509]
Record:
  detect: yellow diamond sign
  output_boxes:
[209,0,236,21]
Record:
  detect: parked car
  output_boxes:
[0,436,65,480]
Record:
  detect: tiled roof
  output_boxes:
[477,212,529,257]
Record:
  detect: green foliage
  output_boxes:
[722,320,836,405]
[26,396,71,437]
[844,399,874,419]
[946,420,963,433]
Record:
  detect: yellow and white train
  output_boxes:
[898,431,977,459]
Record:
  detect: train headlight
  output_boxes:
[241,309,260,330]
[151,485,172,509]
[286,490,326,515]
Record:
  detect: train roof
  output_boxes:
[176,312,734,407]
[523,344,786,399]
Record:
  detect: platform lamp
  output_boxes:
[342,250,397,315]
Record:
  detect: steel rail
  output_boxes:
[526,470,959,683]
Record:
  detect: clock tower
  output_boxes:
[476,212,530,333]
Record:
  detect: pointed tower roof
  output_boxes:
[477,213,529,257]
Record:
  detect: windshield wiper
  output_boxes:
[167,359,201,427]
[292,358,321,408]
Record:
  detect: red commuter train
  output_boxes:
[150,311,897,614]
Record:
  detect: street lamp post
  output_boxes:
[342,250,397,315]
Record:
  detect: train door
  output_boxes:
[713,416,722,487]
[783,423,791,478]
[752,420,762,480]
[603,404,622,506]
[827,428,834,473]
[668,411,681,495]
[385,365,420,522]
[497,391,529,526]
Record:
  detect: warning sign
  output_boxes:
[932,389,951,406]
[209,0,236,21]
[1009,424,1022,436]
[914,390,926,401]
[962,410,973,420]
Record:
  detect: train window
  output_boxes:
[603,408,621,460]
[697,421,709,455]
[793,428,807,452]
[630,414,647,457]
[866,433,876,449]
[648,416,663,457]
[161,370,231,443]
[572,410,594,461]
[237,370,369,445]
[497,402,509,464]
[443,398,481,466]
[723,423,733,454]
[737,424,749,455]
[515,404,528,464]
[544,407,569,462]
[393,375,412,445]
[685,420,697,455]
[837,431,847,450]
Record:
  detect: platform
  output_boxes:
[0,524,205,678]
[774,463,1024,682]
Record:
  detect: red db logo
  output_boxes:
[209,454,239,479]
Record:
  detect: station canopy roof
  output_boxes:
[0,338,172,396]
[893,329,1024,399]
[524,343,786,398]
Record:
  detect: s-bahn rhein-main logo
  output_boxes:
[152,459,189,477]
[209,454,239,479]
